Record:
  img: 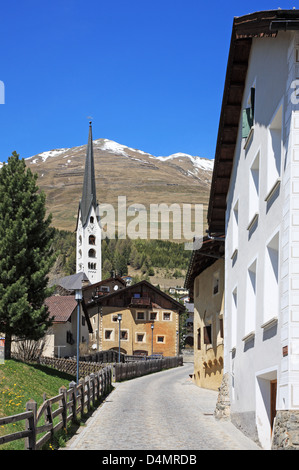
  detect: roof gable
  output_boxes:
[89,280,185,312]
[45,296,77,323]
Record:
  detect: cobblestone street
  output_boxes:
[64,363,260,451]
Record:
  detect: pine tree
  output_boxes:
[0,152,55,359]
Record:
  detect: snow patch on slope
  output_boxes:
[26,148,70,163]
[156,153,214,171]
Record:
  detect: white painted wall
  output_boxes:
[76,204,102,283]
[224,30,299,448]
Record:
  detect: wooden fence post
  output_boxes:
[85,376,90,412]
[90,373,95,407]
[59,386,67,430]
[69,381,77,423]
[79,378,85,420]
[25,399,37,450]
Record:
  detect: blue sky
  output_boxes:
[0,1,297,162]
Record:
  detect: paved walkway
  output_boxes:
[64,363,260,451]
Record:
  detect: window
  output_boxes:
[197,328,201,350]
[66,331,74,345]
[112,315,118,322]
[136,333,145,342]
[242,87,255,139]
[88,249,96,258]
[219,319,224,339]
[232,288,238,349]
[203,325,212,345]
[121,330,128,340]
[263,232,279,324]
[100,286,109,293]
[245,259,257,335]
[150,312,158,321]
[137,311,145,320]
[248,152,260,226]
[88,262,96,269]
[90,216,94,224]
[105,330,113,340]
[89,235,96,245]
[232,200,239,256]
[157,336,165,343]
[213,272,220,296]
[266,104,282,198]
[163,312,171,321]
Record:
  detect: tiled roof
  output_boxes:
[45,296,77,323]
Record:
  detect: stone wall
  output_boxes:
[214,372,230,420]
[272,410,299,450]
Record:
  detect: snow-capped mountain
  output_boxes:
[6,138,214,235]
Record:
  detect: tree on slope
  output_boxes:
[0,152,55,359]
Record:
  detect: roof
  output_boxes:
[45,294,93,333]
[89,279,186,312]
[55,272,90,291]
[207,9,299,235]
[79,122,98,228]
[184,236,224,300]
[83,276,126,292]
[45,296,77,323]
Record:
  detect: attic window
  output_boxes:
[242,87,255,139]
[137,311,145,320]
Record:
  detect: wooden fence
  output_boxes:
[114,356,183,381]
[0,366,112,450]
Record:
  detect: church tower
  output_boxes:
[76,122,101,283]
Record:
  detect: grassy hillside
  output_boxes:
[50,229,191,290]
[0,359,75,450]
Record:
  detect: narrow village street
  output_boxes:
[64,362,260,451]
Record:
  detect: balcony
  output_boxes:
[130,295,151,307]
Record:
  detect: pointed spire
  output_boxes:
[80,121,97,227]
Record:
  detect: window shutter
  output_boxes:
[204,325,212,345]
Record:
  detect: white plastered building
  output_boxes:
[207,10,299,449]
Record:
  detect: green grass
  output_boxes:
[0,359,76,450]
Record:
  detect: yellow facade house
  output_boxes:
[185,237,224,390]
[85,280,185,357]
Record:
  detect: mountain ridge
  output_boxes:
[6,138,214,238]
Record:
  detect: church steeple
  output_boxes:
[76,122,102,283]
[80,121,97,228]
